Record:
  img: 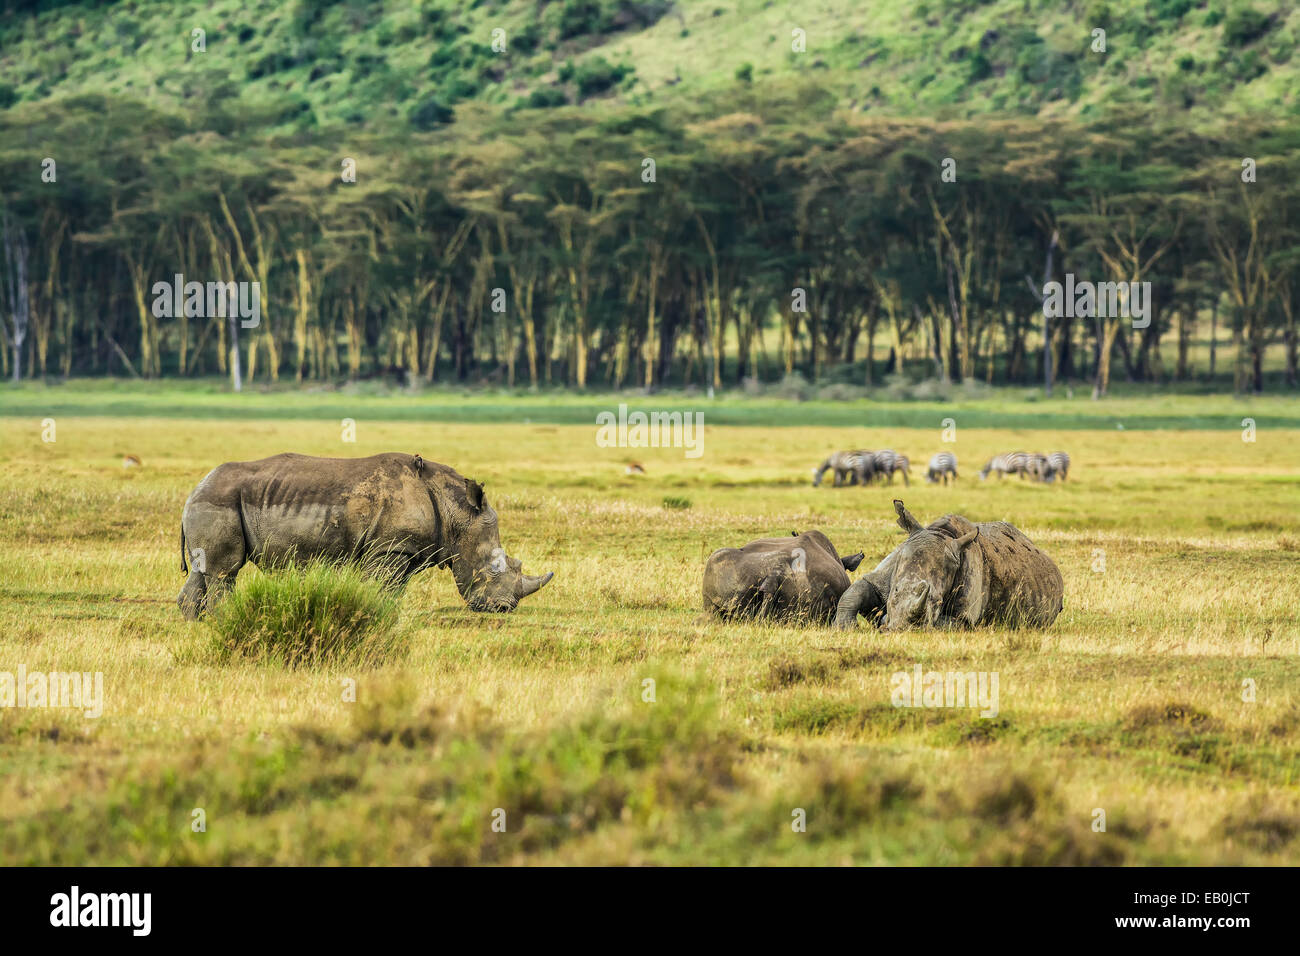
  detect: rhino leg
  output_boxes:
[370,553,422,593]
[178,503,247,619]
[833,574,888,630]
[178,571,206,621]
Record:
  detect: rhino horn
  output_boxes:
[517,570,554,598]
[894,499,923,534]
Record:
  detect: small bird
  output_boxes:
[123,455,142,468]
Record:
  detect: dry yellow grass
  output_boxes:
[0,407,1297,864]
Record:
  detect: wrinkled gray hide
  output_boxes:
[704,530,864,624]
[834,499,1064,631]
[178,452,552,618]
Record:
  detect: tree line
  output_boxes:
[1,87,1298,396]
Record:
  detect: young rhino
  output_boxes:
[834,500,1063,631]
[704,530,864,624]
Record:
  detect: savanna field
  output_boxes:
[1,383,1298,865]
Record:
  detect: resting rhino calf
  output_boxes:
[177,452,553,619]
[834,499,1063,631]
[703,530,864,624]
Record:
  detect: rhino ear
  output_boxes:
[955,528,979,550]
[894,499,923,534]
[412,454,424,476]
[465,478,486,511]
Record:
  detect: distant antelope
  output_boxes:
[925,452,958,485]
[625,462,645,475]
[123,455,142,469]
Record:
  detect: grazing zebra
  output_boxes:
[978,452,1030,480]
[925,451,958,485]
[1047,451,1070,482]
[1024,454,1057,482]
[812,450,874,487]
[871,449,911,487]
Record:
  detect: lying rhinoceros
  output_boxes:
[834,499,1063,631]
[177,452,553,618]
[703,530,865,623]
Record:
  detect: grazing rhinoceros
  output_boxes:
[703,530,865,623]
[834,500,1063,631]
[177,452,553,619]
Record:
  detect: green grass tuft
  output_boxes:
[205,560,405,668]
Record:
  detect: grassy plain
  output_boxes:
[0,383,1298,864]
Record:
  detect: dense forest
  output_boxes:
[1,0,1298,395]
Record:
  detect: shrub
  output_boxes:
[511,24,542,53]
[523,87,567,108]
[1152,0,1192,20]
[206,560,405,668]
[573,57,632,97]
[662,495,691,510]
[558,0,606,39]
[410,96,454,129]
[1222,7,1272,47]
[773,371,812,401]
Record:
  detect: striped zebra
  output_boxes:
[812,450,874,487]
[924,451,958,485]
[978,452,1030,480]
[1024,454,1053,482]
[1046,451,1070,482]
[871,449,911,487]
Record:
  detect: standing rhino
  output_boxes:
[834,500,1063,631]
[703,530,864,623]
[177,452,553,618]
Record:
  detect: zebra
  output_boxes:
[871,449,911,486]
[1024,454,1053,482]
[978,452,1030,480]
[1047,451,1070,482]
[812,451,874,487]
[924,451,958,485]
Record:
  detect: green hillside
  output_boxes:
[1,0,1296,135]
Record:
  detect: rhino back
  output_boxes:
[703,532,850,621]
[188,453,441,565]
[973,521,1064,625]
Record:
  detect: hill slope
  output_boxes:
[0,0,1296,134]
